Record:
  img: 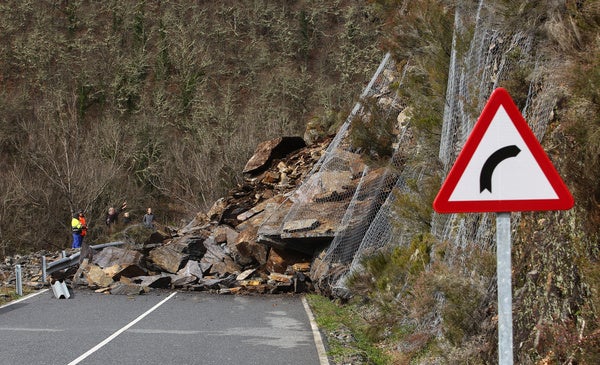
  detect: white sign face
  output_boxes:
[433,87,573,213]
[448,106,558,201]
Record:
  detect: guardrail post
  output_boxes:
[42,256,47,283]
[15,264,23,296]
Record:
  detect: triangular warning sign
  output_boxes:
[433,88,574,213]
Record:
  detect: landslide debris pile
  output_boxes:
[2,136,333,295]
[3,56,404,298]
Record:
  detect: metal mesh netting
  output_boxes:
[288,51,395,204]
[257,53,406,294]
[262,1,559,296]
[431,1,558,263]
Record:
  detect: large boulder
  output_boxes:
[148,245,189,274]
[92,246,143,268]
[234,227,268,266]
[243,136,306,175]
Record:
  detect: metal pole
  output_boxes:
[496,212,513,365]
[42,256,47,283]
[15,264,23,296]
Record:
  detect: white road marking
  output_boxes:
[0,289,49,309]
[67,291,177,365]
[128,329,203,335]
[302,296,330,365]
[0,327,62,332]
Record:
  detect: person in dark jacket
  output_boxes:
[122,212,131,225]
[142,207,155,229]
[106,201,127,234]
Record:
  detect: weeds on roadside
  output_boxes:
[306,294,390,365]
[0,286,33,306]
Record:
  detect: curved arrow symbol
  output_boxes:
[480,145,521,193]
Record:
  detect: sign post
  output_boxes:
[433,88,574,364]
[496,212,512,364]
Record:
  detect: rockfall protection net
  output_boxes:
[431,1,558,266]
[257,52,407,295]
[267,1,559,297]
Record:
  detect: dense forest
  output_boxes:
[0,0,383,254]
[1,0,599,364]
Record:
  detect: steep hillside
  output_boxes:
[1,1,598,364]
[0,0,384,256]
[340,1,600,364]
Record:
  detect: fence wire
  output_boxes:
[264,0,560,297]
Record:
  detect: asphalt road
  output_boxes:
[0,289,327,365]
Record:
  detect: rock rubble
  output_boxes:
[1,136,330,296]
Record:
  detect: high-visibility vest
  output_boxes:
[79,216,87,236]
[71,217,83,232]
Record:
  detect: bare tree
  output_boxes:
[16,91,130,246]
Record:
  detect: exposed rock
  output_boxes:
[256,199,294,238]
[266,248,311,274]
[243,136,306,175]
[1,132,358,297]
[201,238,241,277]
[236,195,287,232]
[206,198,228,223]
[317,171,353,194]
[202,238,228,262]
[209,256,241,277]
[2,59,411,302]
[179,213,210,235]
[92,247,143,269]
[291,262,311,272]
[134,274,172,289]
[234,227,268,266]
[111,264,147,281]
[143,230,170,245]
[103,264,124,279]
[170,235,208,261]
[260,170,280,184]
[283,219,320,233]
[110,282,146,295]
[268,272,293,285]
[169,274,198,287]
[213,225,238,244]
[197,275,236,290]
[236,199,272,222]
[149,245,189,274]
[177,260,204,279]
[268,272,294,293]
[85,264,115,288]
[236,268,256,281]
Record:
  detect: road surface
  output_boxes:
[0,289,328,365]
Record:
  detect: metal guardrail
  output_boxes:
[51,280,70,299]
[44,241,126,277]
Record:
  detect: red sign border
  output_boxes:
[433,88,574,213]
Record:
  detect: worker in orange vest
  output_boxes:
[78,210,87,244]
